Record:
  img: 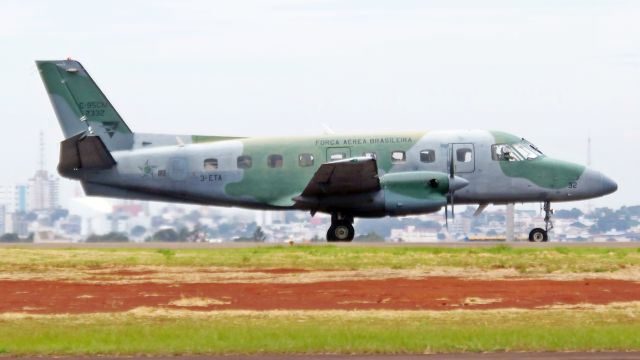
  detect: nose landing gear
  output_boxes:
[529,201,553,242]
[327,213,355,242]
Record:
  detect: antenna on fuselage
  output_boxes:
[321,123,335,135]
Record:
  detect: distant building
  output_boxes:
[0,205,5,234]
[391,226,439,243]
[0,184,29,213]
[27,170,59,211]
[15,184,28,212]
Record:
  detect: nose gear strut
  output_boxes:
[543,201,554,233]
[528,201,553,242]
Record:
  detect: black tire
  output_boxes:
[529,228,548,242]
[326,226,337,242]
[327,221,354,242]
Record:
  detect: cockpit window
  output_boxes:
[522,139,544,156]
[512,143,541,160]
[492,142,543,161]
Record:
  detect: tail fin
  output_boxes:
[36,59,133,151]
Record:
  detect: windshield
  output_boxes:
[492,141,544,162]
[522,139,544,156]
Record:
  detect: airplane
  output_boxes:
[36,59,618,242]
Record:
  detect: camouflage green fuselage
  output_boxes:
[75,130,613,218]
[36,59,616,218]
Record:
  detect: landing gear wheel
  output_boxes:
[326,214,355,242]
[529,228,548,242]
[328,221,354,242]
[326,226,337,241]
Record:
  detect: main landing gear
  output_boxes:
[529,201,553,242]
[327,213,354,242]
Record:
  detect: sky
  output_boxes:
[1,0,638,209]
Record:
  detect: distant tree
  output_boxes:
[183,210,201,223]
[555,208,583,219]
[0,233,20,242]
[23,212,38,222]
[150,229,180,242]
[354,232,385,242]
[570,222,588,229]
[623,206,640,217]
[86,232,129,242]
[234,225,267,242]
[177,227,191,242]
[217,223,235,238]
[252,226,267,242]
[50,208,69,222]
[130,225,147,237]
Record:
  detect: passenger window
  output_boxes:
[391,151,406,163]
[299,153,315,167]
[456,148,472,163]
[237,155,252,169]
[267,154,283,168]
[363,152,377,159]
[419,149,436,163]
[330,153,346,161]
[203,158,218,171]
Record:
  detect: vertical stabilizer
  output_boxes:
[36,59,133,151]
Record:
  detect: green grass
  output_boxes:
[1,245,639,274]
[1,308,639,354]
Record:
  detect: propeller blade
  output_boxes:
[447,145,455,228]
[451,192,455,221]
[445,205,449,229]
[449,146,455,178]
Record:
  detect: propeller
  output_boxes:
[449,145,455,223]
[444,146,469,229]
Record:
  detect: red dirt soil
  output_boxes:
[3,277,640,314]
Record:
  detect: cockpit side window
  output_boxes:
[492,144,520,161]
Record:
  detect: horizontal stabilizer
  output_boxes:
[58,133,116,176]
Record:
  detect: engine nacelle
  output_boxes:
[380,171,450,216]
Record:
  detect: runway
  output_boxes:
[1,241,639,249]
[12,354,640,360]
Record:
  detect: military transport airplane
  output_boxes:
[36,59,618,242]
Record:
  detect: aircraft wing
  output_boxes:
[298,157,380,198]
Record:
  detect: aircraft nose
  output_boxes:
[581,168,617,198]
[600,173,618,195]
